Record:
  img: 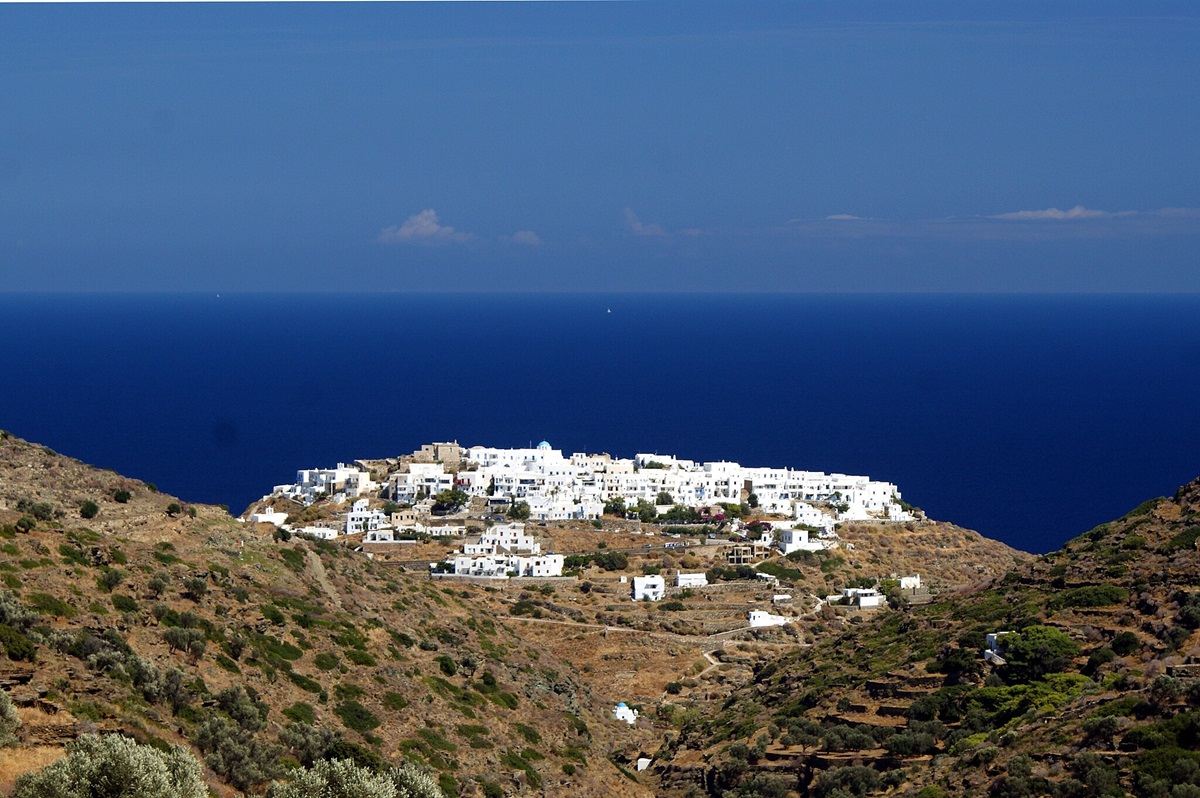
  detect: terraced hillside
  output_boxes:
[653,480,1200,797]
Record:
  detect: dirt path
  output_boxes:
[305,550,343,612]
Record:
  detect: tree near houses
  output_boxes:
[431,489,468,515]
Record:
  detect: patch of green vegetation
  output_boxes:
[500,749,543,788]
[1165,526,1200,553]
[256,635,303,662]
[0,623,37,661]
[261,603,286,625]
[334,683,365,701]
[27,592,74,617]
[345,648,377,666]
[283,701,316,724]
[1125,497,1163,518]
[758,560,806,582]
[111,594,137,613]
[423,675,460,699]
[487,691,520,710]
[69,701,104,721]
[389,630,416,649]
[314,651,340,671]
[382,691,409,710]
[215,654,242,674]
[1048,584,1129,610]
[334,699,379,733]
[58,544,89,567]
[286,670,322,693]
[515,722,541,745]
[279,547,306,573]
[417,727,457,752]
[1090,694,1145,719]
[152,550,182,565]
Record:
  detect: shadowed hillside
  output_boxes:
[652,479,1200,797]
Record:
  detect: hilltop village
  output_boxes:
[246,441,920,602]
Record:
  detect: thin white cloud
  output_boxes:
[825,214,867,221]
[378,209,473,244]
[506,230,542,246]
[624,208,668,238]
[990,205,1116,221]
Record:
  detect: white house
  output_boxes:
[247,508,289,527]
[631,575,666,602]
[462,523,540,556]
[345,499,388,535]
[675,572,708,589]
[984,631,1014,664]
[294,525,339,541]
[833,587,886,608]
[775,525,830,556]
[748,610,790,628]
[899,575,922,590]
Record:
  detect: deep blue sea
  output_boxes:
[3,293,1199,555]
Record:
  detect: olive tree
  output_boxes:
[13,733,206,798]
[267,758,442,798]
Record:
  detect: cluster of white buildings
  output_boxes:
[432,522,565,580]
[384,441,913,524]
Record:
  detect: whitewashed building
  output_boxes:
[675,572,708,588]
[748,609,790,628]
[632,575,666,602]
[345,499,388,535]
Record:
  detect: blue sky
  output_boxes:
[2,1,1198,292]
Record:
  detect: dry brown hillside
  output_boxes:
[0,431,652,797]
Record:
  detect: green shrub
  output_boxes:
[13,733,207,798]
[193,714,282,790]
[0,690,18,746]
[58,545,89,568]
[1049,584,1129,610]
[111,595,137,613]
[283,702,315,725]
[335,683,364,701]
[79,500,99,520]
[265,758,442,798]
[97,568,125,593]
[382,692,409,711]
[334,700,379,733]
[314,652,340,671]
[286,671,322,694]
[1165,526,1200,553]
[0,624,37,662]
[261,604,286,625]
[215,654,241,674]
[514,723,541,745]
[435,655,457,677]
[659,601,686,612]
[1109,630,1140,656]
[344,649,376,667]
[113,489,131,504]
[417,728,456,752]
[27,593,74,618]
